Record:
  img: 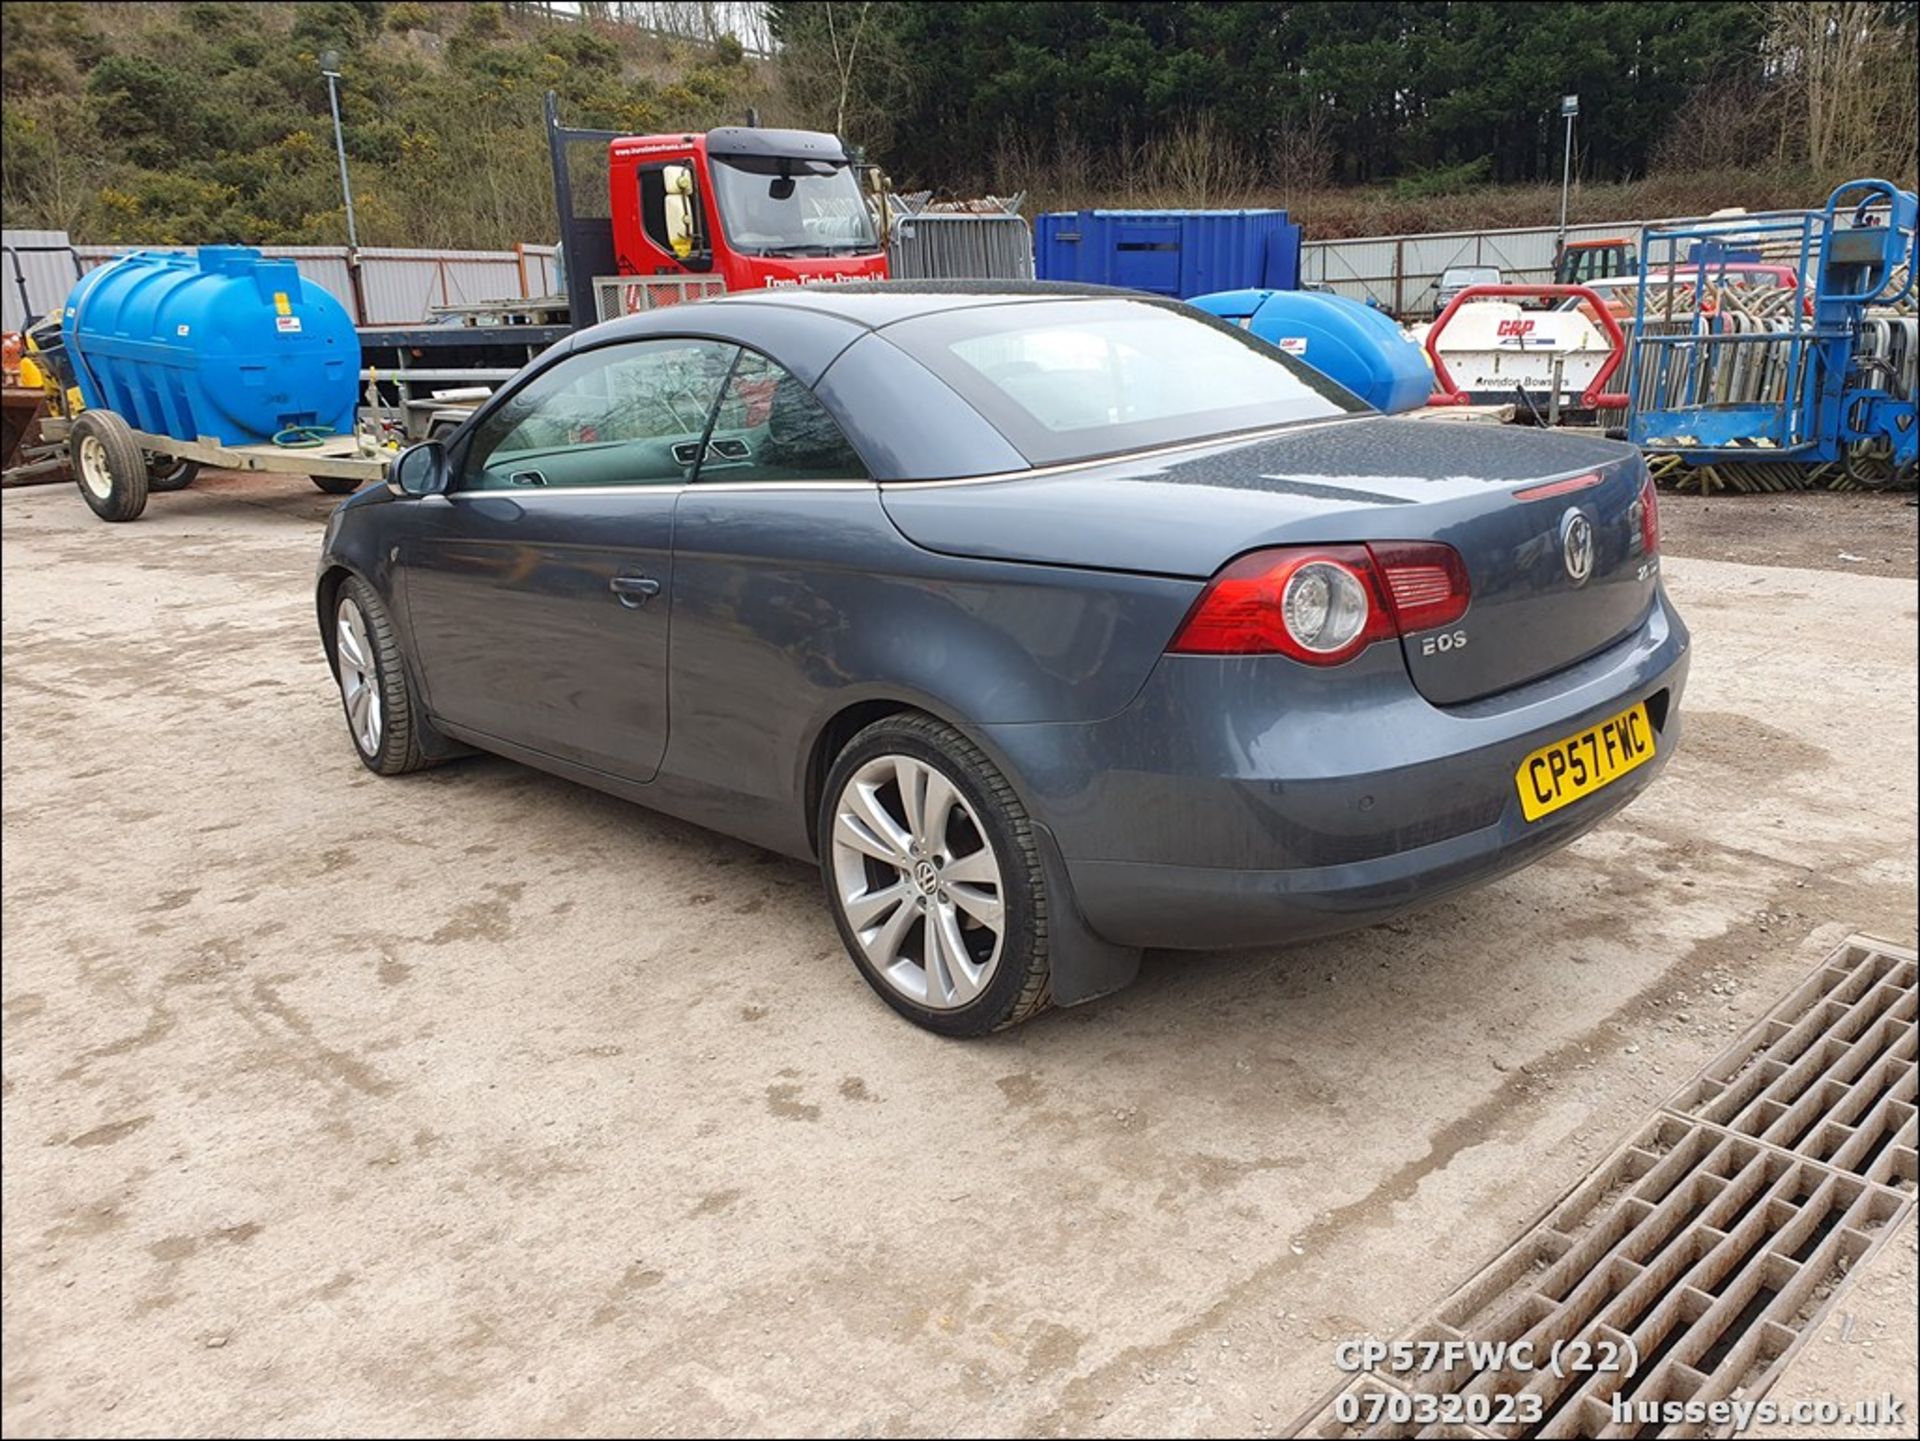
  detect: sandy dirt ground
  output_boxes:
[1658,489,1918,580]
[2,472,1915,1437]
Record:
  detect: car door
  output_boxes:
[400,336,739,783]
[662,346,888,821]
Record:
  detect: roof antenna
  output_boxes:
[744,107,760,128]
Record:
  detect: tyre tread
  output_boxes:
[71,411,149,522]
[339,576,434,776]
[824,712,1053,1035]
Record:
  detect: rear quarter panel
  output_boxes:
[655,485,1201,856]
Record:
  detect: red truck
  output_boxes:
[354,98,893,432]
[549,95,888,323]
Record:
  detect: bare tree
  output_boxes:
[772,3,906,150]
[1765,1,1919,177]
[822,1,874,137]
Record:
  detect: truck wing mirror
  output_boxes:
[663,164,701,261]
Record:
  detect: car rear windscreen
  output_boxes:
[877,298,1366,466]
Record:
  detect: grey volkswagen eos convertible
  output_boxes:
[317,285,1688,1035]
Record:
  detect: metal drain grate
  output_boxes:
[1293,935,1917,1440]
[1665,939,1915,1192]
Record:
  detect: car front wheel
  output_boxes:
[332,577,432,775]
[821,713,1053,1036]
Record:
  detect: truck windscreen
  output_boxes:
[708,156,878,256]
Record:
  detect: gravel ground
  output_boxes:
[3,471,1915,1436]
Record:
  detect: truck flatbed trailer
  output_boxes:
[356,322,569,401]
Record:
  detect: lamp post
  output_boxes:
[1557,93,1579,255]
[320,50,359,251]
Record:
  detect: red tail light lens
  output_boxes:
[1168,545,1394,662]
[1369,541,1472,633]
[1637,473,1661,555]
[1169,542,1470,664]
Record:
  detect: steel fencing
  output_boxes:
[1303,218,1688,318]
[592,274,728,322]
[888,213,1034,281]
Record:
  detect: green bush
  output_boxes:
[385,1,431,33]
[1392,155,1494,200]
[2,0,781,247]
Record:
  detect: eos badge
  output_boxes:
[1560,508,1595,585]
[1421,631,1469,656]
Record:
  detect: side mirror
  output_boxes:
[391,440,448,497]
[662,163,699,260]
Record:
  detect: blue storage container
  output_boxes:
[62,246,358,446]
[1188,288,1433,414]
[1034,209,1301,298]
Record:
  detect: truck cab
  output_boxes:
[607,127,887,294]
[1553,237,1637,286]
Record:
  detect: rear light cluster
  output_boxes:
[1169,542,1470,665]
[1637,473,1661,555]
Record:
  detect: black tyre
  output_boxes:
[70,410,149,522]
[331,576,433,776]
[147,455,200,491]
[311,473,360,495]
[819,712,1052,1036]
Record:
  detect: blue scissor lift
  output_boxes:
[1628,179,1918,484]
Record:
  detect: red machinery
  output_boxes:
[1423,283,1630,410]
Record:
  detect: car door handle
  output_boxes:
[508,469,547,487]
[609,573,662,608]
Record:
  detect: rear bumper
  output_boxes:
[973,589,1690,952]
[1065,739,1674,949]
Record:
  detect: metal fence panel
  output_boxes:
[889,213,1034,281]
[1303,217,1687,317]
[592,275,727,323]
[520,244,560,297]
[1300,237,1401,310]
[357,248,523,323]
[1,229,87,331]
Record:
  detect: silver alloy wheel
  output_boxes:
[830,754,1005,1009]
[335,596,383,757]
[78,435,113,499]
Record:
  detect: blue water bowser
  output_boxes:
[1188,288,1433,414]
[62,246,358,446]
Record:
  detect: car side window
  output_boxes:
[461,338,739,491]
[696,348,870,484]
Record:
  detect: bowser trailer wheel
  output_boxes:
[311,474,360,496]
[70,411,149,522]
[147,454,201,491]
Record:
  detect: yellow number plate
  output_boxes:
[1515,702,1655,822]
